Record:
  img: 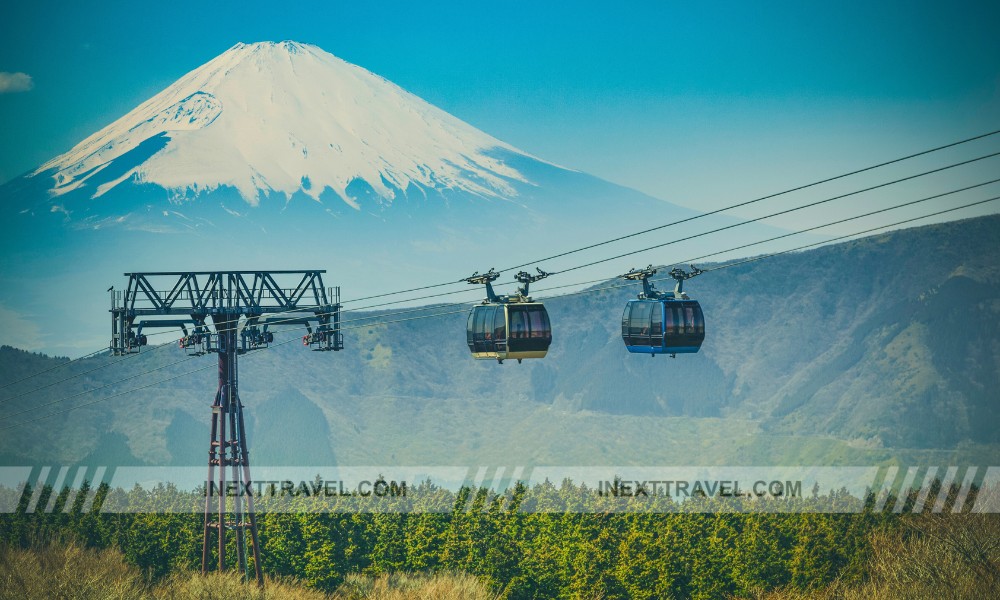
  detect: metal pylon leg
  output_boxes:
[201,315,264,587]
[201,392,220,574]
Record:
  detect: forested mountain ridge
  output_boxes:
[543,213,1000,447]
[1,215,998,466]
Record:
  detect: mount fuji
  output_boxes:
[0,41,776,356]
[35,41,537,214]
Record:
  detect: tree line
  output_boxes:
[0,478,987,599]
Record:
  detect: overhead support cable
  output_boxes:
[7,129,998,387]
[495,129,1000,272]
[2,192,995,431]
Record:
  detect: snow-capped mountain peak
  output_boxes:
[36,41,531,207]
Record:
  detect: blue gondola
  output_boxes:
[619,265,705,357]
[465,268,552,363]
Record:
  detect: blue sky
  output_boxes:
[1,0,999,219]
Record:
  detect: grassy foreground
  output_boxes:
[0,543,496,600]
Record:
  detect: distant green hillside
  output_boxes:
[543,213,1000,448]
[0,215,998,467]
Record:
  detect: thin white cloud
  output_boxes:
[0,303,45,351]
[0,72,34,93]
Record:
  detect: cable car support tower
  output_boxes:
[109,270,343,586]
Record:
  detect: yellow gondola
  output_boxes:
[464,268,552,363]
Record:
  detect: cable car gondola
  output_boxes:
[465,268,552,363]
[619,265,705,357]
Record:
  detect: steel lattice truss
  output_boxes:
[110,270,343,354]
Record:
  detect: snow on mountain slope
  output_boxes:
[36,41,533,207]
